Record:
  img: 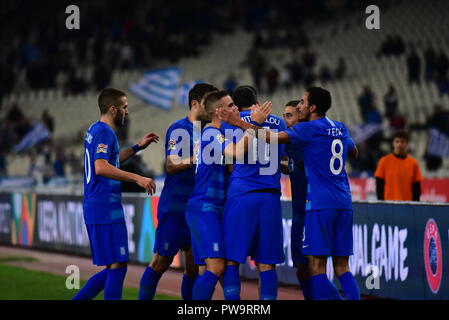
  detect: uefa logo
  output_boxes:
[423,218,443,294]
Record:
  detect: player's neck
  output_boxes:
[100,115,117,132]
[310,114,324,121]
[209,118,221,129]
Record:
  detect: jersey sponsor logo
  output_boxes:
[424,218,442,294]
[168,139,177,150]
[96,143,108,154]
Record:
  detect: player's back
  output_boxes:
[287,117,353,211]
[83,121,123,224]
[158,117,196,217]
[222,110,287,198]
[187,126,227,213]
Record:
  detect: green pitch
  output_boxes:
[0,257,179,300]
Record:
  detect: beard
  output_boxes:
[114,113,125,127]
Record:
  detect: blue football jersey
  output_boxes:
[83,121,123,224]
[285,117,355,211]
[158,117,197,216]
[222,110,286,199]
[187,127,229,213]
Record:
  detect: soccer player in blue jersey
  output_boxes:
[186,90,272,300]
[281,100,313,300]
[138,83,218,300]
[221,85,287,300]
[219,87,360,300]
[73,88,158,300]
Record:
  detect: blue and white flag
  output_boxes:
[426,128,449,157]
[350,123,383,145]
[130,68,182,110]
[13,122,51,153]
[176,80,203,106]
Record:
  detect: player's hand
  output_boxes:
[218,106,240,126]
[138,132,160,150]
[136,177,156,195]
[250,101,272,125]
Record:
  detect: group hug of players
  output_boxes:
[74,83,361,300]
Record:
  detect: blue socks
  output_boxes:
[139,266,162,300]
[329,279,343,300]
[299,279,313,300]
[338,272,360,300]
[223,265,241,300]
[311,274,335,300]
[259,270,278,300]
[104,265,127,300]
[72,268,108,300]
[181,274,196,300]
[192,271,219,300]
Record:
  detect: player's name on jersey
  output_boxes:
[327,128,344,137]
[241,115,281,125]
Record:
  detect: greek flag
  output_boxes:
[176,80,203,106]
[350,123,383,144]
[426,128,449,157]
[130,68,182,110]
[13,122,51,153]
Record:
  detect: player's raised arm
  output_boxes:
[219,101,291,144]
[95,159,156,195]
[119,132,160,164]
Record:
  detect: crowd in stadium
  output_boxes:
[1,0,449,184]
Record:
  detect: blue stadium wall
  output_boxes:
[0,191,448,299]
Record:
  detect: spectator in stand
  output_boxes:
[384,84,399,119]
[436,51,449,96]
[94,64,112,92]
[365,104,382,124]
[389,110,406,131]
[0,148,6,176]
[52,145,65,177]
[6,103,32,143]
[246,49,266,91]
[424,46,437,82]
[224,74,238,95]
[41,109,54,134]
[424,104,449,171]
[406,49,421,84]
[279,64,292,89]
[319,64,332,84]
[358,86,374,122]
[375,131,423,201]
[334,57,346,80]
[265,65,279,94]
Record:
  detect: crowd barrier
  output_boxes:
[0,191,448,299]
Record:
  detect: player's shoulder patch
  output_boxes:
[96,143,108,154]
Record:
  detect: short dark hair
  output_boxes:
[98,88,127,114]
[285,100,300,107]
[232,85,257,111]
[203,90,229,112]
[188,83,218,109]
[392,130,409,142]
[306,87,331,116]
